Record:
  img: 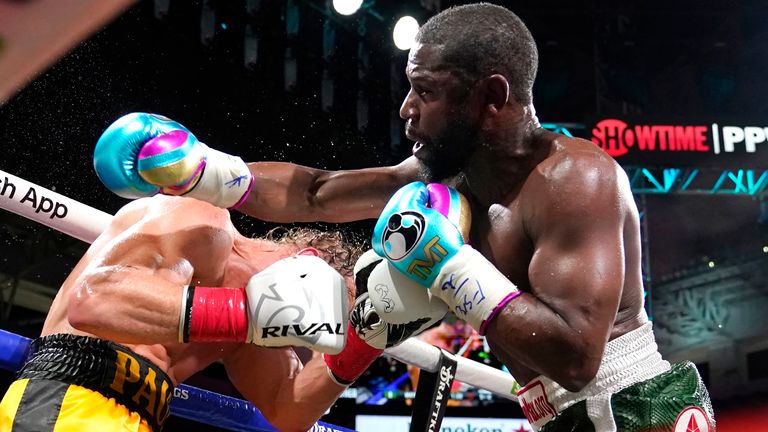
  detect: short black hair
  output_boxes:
[416,2,538,105]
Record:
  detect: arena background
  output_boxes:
[0,0,767,430]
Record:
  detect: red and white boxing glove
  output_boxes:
[178,254,348,354]
[323,250,447,386]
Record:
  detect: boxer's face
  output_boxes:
[401,43,483,182]
[343,275,355,311]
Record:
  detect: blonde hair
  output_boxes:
[260,226,365,278]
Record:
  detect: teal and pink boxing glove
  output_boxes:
[372,182,521,334]
[93,113,253,209]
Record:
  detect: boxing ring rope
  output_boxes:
[0,168,519,430]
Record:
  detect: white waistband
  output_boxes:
[516,322,670,431]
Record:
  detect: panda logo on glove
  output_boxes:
[380,211,426,262]
[349,293,433,349]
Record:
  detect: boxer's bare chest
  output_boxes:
[472,199,533,290]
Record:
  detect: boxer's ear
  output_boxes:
[296,247,319,257]
[483,74,510,114]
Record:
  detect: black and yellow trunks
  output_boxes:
[0,334,174,432]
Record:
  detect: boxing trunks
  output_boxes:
[0,334,174,432]
[516,322,715,432]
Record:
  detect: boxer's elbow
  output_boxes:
[258,394,322,432]
[67,272,111,332]
[67,291,99,332]
[260,407,314,432]
[256,406,280,430]
[556,349,602,392]
[558,364,599,392]
[267,418,313,432]
[67,299,97,333]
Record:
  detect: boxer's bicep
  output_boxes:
[529,214,624,341]
[527,157,626,351]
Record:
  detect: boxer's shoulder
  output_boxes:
[111,196,235,252]
[105,197,234,280]
[529,139,620,195]
[136,195,232,228]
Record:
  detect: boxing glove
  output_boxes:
[372,182,471,286]
[323,249,446,385]
[180,254,348,354]
[353,249,447,346]
[94,113,252,208]
[373,182,521,334]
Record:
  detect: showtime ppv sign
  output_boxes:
[591,119,768,158]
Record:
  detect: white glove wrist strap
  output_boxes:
[186,144,253,208]
[432,245,519,332]
[178,285,191,343]
[325,366,351,387]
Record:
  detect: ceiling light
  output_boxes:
[393,16,419,50]
[332,0,363,16]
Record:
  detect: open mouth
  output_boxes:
[405,124,426,156]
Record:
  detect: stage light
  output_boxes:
[154,0,170,19]
[393,16,419,50]
[246,0,262,16]
[763,246,768,253]
[333,0,363,16]
[200,0,215,46]
[708,261,716,268]
[244,24,258,70]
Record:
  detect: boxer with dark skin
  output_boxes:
[244,72,640,393]
[236,5,712,430]
[96,3,713,430]
[239,26,641,394]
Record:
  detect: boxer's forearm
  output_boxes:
[93,113,422,214]
[269,355,348,432]
[67,267,184,344]
[484,294,605,392]
[239,159,421,223]
[226,348,346,432]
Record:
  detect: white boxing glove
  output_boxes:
[246,254,348,353]
[352,249,447,349]
[323,249,446,386]
[179,255,348,354]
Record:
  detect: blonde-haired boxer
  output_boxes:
[0,195,368,432]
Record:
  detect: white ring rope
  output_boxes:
[0,168,519,402]
[0,170,110,243]
[386,339,518,401]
